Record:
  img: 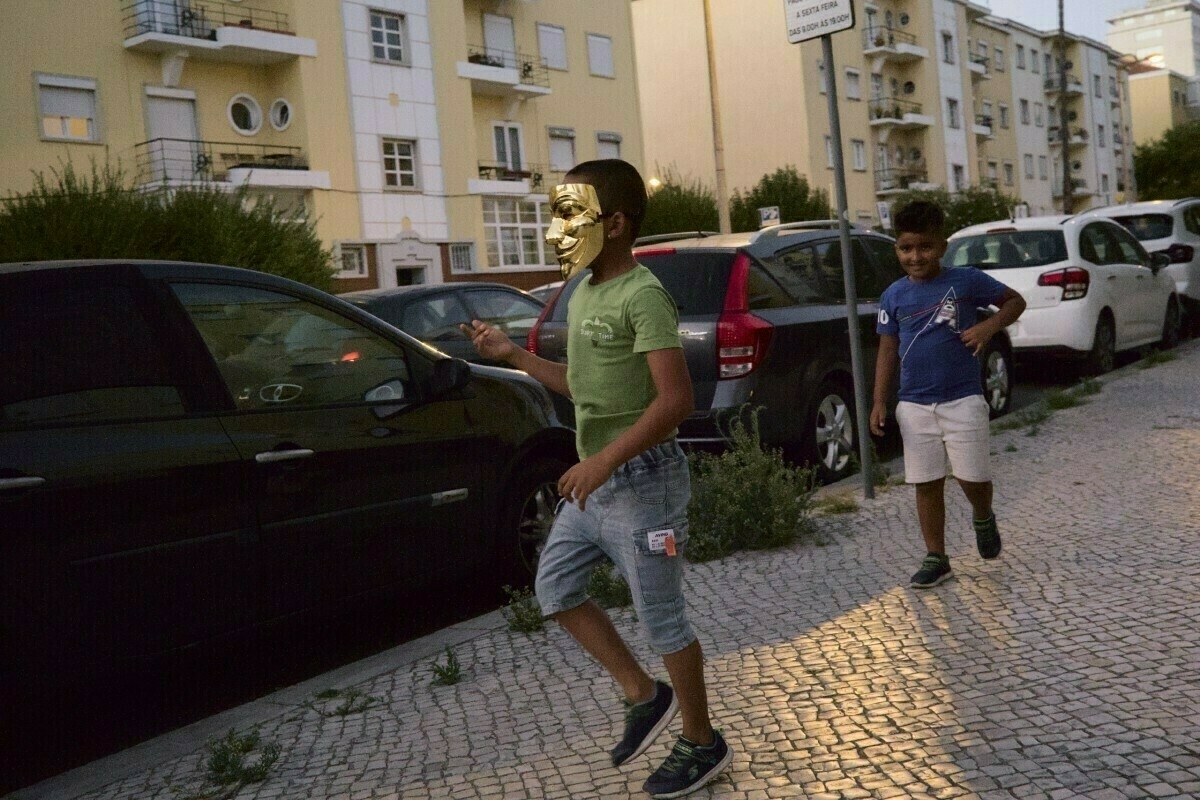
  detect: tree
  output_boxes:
[884,185,1021,237]
[0,162,334,290]
[1134,120,1200,199]
[639,166,719,238]
[729,166,830,233]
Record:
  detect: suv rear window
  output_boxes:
[945,231,1068,269]
[636,251,736,314]
[1108,213,1174,241]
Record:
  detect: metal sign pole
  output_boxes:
[821,33,875,499]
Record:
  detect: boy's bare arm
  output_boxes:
[459,320,571,397]
[557,347,693,510]
[870,334,899,437]
[960,289,1026,355]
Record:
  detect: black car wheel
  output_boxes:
[1160,297,1181,350]
[980,339,1012,419]
[1083,314,1116,376]
[508,457,570,581]
[806,379,856,484]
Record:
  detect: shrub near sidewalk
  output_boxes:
[686,411,817,562]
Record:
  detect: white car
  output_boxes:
[1079,199,1200,335]
[946,215,1181,374]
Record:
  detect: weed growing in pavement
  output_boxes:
[850,439,893,490]
[308,687,376,717]
[813,493,859,514]
[1045,389,1084,410]
[431,647,463,686]
[176,728,280,799]
[587,560,633,609]
[501,585,545,633]
[1138,350,1178,369]
[993,406,1051,434]
[1074,377,1102,396]
[686,408,817,563]
[1005,444,1018,452]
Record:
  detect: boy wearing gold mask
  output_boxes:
[461,160,732,797]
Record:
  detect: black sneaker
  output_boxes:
[910,554,952,588]
[974,513,1002,559]
[611,680,678,767]
[643,731,733,799]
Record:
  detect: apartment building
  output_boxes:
[1,1,361,253]
[1107,0,1200,76]
[632,0,1132,228]
[1127,66,1193,144]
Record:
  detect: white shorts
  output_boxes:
[896,394,992,484]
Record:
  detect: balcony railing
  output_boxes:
[121,0,293,40]
[465,45,550,89]
[862,26,918,50]
[1044,74,1082,92]
[975,114,993,127]
[969,52,990,69]
[135,138,307,184]
[869,97,923,120]
[874,167,928,193]
[477,161,548,191]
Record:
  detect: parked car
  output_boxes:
[1079,199,1200,335]
[339,282,545,368]
[528,280,565,303]
[529,223,1015,482]
[946,215,1180,375]
[0,260,574,699]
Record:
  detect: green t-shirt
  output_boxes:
[566,265,682,459]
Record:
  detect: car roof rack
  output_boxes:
[1172,197,1200,207]
[633,231,720,246]
[750,219,868,244]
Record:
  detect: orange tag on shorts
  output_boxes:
[664,533,677,557]
[647,528,677,556]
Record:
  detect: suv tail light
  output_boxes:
[1038,266,1090,300]
[1165,243,1194,264]
[717,252,773,379]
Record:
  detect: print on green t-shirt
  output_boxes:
[565,265,682,459]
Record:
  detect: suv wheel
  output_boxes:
[1083,314,1115,376]
[980,338,1012,418]
[807,379,856,484]
[508,458,570,581]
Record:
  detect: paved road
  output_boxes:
[12,341,1200,800]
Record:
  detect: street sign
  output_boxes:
[876,201,892,230]
[783,0,855,44]
[758,205,781,228]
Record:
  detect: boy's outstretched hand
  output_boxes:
[459,320,518,363]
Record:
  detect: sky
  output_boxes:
[981,0,1146,43]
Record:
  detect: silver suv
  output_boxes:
[1081,199,1200,335]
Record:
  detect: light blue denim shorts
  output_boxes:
[535,440,695,655]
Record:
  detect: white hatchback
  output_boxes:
[946,215,1181,374]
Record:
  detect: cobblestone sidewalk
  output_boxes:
[14,343,1200,800]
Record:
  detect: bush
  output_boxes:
[640,166,719,238]
[729,166,830,233]
[501,585,545,633]
[0,162,334,290]
[686,409,817,562]
[587,560,633,609]
[884,185,1021,237]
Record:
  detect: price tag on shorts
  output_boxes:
[647,529,677,557]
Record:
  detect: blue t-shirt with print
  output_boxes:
[876,266,1010,404]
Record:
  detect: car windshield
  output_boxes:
[1107,213,1173,241]
[945,230,1068,269]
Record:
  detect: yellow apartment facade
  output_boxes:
[1127,67,1193,145]
[0,1,361,257]
[632,0,1133,228]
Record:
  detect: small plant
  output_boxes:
[177,728,280,798]
[431,647,463,686]
[1074,377,1102,396]
[1004,443,1018,452]
[308,687,376,716]
[587,560,633,609]
[1044,389,1084,410]
[993,405,1051,433]
[813,493,859,514]
[1138,350,1178,368]
[502,585,545,633]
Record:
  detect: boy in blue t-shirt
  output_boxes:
[869,201,1026,588]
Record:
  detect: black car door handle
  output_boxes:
[0,476,46,490]
[255,449,315,464]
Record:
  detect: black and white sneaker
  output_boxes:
[910,554,952,588]
[974,513,1002,560]
[610,680,677,767]
[643,731,733,799]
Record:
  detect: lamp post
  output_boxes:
[702,0,731,233]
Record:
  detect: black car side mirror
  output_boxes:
[430,357,472,395]
[1150,251,1171,271]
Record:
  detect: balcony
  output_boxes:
[1047,127,1089,148]
[134,138,330,190]
[1052,177,1090,197]
[862,27,928,64]
[1113,131,1124,149]
[874,166,931,196]
[868,98,934,131]
[973,114,994,138]
[1044,74,1084,95]
[457,45,551,99]
[121,1,316,64]
[468,162,549,196]
[968,53,990,80]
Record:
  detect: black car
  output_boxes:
[531,223,1014,482]
[340,282,545,367]
[0,261,573,762]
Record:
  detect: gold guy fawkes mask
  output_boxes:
[546,183,605,281]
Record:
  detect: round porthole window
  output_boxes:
[269,98,292,131]
[899,12,910,26]
[228,94,262,135]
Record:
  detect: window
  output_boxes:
[942,32,955,64]
[1034,102,1043,127]
[449,243,475,274]
[1101,174,1110,193]
[587,33,614,77]
[1109,76,1118,97]
[824,135,833,168]
[947,98,960,128]
[596,131,622,160]
[1019,99,1030,125]
[871,72,884,99]
[999,104,1009,128]
[986,162,999,187]
[1024,154,1034,179]
[1080,224,1118,265]
[994,46,1005,71]
[1031,48,1040,73]
[338,244,368,278]
[537,23,567,70]
[1098,125,1106,147]
[36,74,98,142]
[1016,44,1026,69]
[851,139,866,171]
[227,94,262,135]
[402,294,471,341]
[382,138,418,189]
[983,100,993,120]
[1045,53,1053,75]
[1003,162,1014,186]
[493,123,524,170]
[548,127,576,172]
[952,165,965,191]
[845,68,861,100]
[269,98,292,131]
[1094,74,1102,97]
[466,289,544,342]
[369,11,408,65]
[1038,155,1048,180]
[482,198,555,268]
